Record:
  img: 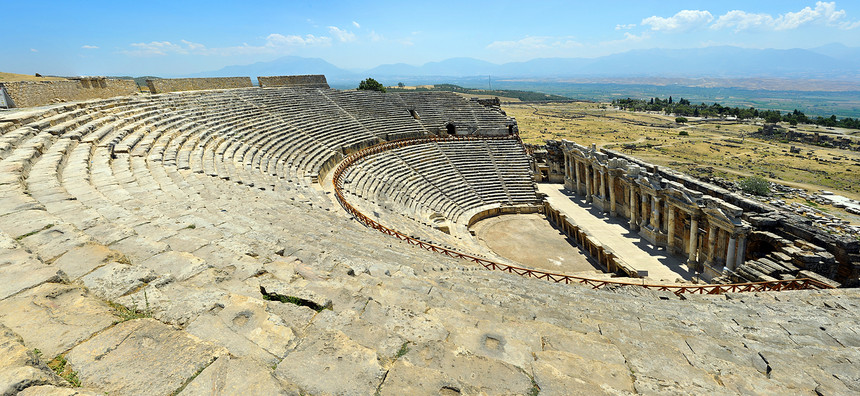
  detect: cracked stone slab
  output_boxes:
[379,359,461,396]
[401,341,534,395]
[65,318,227,396]
[0,323,66,395]
[17,385,105,396]
[0,283,116,358]
[274,329,384,396]
[79,261,159,300]
[0,234,67,300]
[140,251,211,281]
[532,350,634,395]
[185,294,296,365]
[116,282,226,327]
[52,244,116,280]
[179,355,300,396]
[17,223,91,263]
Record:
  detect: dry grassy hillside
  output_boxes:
[0,72,67,82]
[506,102,860,222]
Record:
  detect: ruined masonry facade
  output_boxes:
[146,77,253,94]
[258,75,329,89]
[561,141,752,280]
[0,78,138,108]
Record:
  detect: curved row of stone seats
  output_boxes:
[395,91,514,134]
[317,89,428,140]
[340,139,539,236]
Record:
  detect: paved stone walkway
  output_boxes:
[539,183,694,282]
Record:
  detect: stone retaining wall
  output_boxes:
[0,78,138,108]
[258,75,329,88]
[146,77,252,93]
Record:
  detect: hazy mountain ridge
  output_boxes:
[193,44,860,86]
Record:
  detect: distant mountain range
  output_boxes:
[191,44,860,87]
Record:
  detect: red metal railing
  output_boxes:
[332,135,835,295]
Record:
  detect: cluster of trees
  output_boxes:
[612,97,860,129]
[358,78,386,93]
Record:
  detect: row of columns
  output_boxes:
[563,150,749,274]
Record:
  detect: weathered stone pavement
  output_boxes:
[0,90,858,395]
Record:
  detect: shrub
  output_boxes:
[358,78,386,93]
[675,117,688,124]
[738,176,770,196]
[679,131,689,136]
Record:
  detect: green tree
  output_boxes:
[738,176,770,196]
[675,117,687,124]
[358,78,386,92]
[397,82,405,88]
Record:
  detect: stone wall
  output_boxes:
[542,139,859,286]
[0,78,138,108]
[146,77,252,94]
[257,75,329,88]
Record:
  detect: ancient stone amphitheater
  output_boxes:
[1,79,859,395]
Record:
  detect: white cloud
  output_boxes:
[600,31,651,47]
[710,11,772,32]
[487,36,583,51]
[30,48,38,52]
[81,45,99,49]
[615,23,636,30]
[328,26,356,42]
[352,21,361,28]
[642,10,713,32]
[265,33,331,47]
[487,36,583,59]
[369,30,384,42]
[712,1,859,32]
[123,34,332,57]
[127,40,202,56]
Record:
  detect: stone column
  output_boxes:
[585,164,592,203]
[640,193,649,227]
[706,225,717,265]
[629,185,637,230]
[574,160,582,196]
[666,205,675,252]
[608,174,617,216]
[593,169,600,199]
[726,234,737,270]
[650,196,660,230]
[563,153,572,190]
[598,170,605,199]
[734,235,746,269]
[663,199,670,232]
[688,216,699,264]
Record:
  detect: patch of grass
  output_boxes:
[48,355,81,387]
[108,290,152,323]
[527,374,540,396]
[260,286,331,312]
[109,252,132,265]
[395,342,410,359]
[184,224,196,229]
[15,224,54,241]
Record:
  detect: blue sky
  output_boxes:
[5,0,859,76]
